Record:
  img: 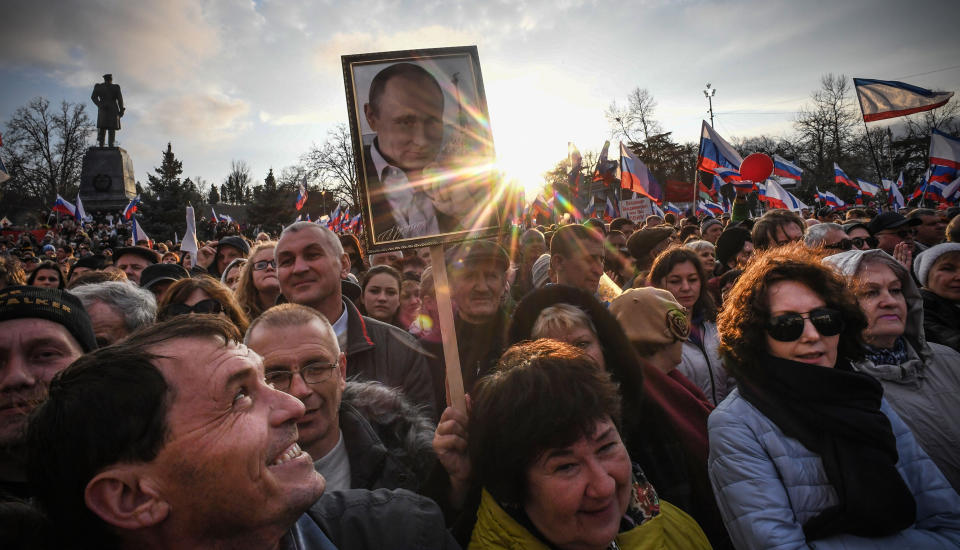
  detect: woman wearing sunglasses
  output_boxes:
[824,248,960,494]
[234,241,280,320]
[709,243,960,549]
[158,276,250,333]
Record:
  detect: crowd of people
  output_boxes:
[2,200,960,549]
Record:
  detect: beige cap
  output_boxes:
[609,287,689,345]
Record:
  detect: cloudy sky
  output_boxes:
[1,0,957,201]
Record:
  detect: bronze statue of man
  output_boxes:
[91,74,125,147]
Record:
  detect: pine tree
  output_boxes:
[139,143,202,240]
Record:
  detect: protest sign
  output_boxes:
[619,197,654,222]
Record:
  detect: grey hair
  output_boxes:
[531,303,598,340]
[70,281,157,333]
[278,221,344,256]
[804,223,844,247]
[684,240,715,254]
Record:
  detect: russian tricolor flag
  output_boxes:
[604,197,619,219]
[854,78,954,122]
[123,195,141,220]
[699,201,724,217]
[52,194,76,216]
[821,190,845,209]
[583,195,596,216]
[665,203,682,216]
[696,121,743,176]
[856,179,880,197]
[131,218,153,248]
[761,179,808,212]
[295,182,308,211]
[772,155,802,181]
[888,182,906,210]
[929,129,960,184]
[619,143,663,202]
[834,163,859,189]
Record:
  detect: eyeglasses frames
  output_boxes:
[253,259,276,271]
[766,308,844,342]
[264,361,339,391]
[165,299,224,317]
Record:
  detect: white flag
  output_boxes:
[181,206,200,269]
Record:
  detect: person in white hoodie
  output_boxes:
[824,248,960,493]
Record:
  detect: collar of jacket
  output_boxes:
[343,297,375,355]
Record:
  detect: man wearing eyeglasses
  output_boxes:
[867,212,921,258]
[245,304,434,493]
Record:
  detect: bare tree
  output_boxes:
[223,159,252,204]
[1,97,93,209]
[606,88,662,144]
[794,74,861,191]
[300,123,359,209]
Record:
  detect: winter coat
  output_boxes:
[292,488,460,550]
[676,320,735,406]
[342,298,436,419]
[467,488,710,550]
[920,288,960,353]
[825,249,960,493]
[337,380,438,492]
[708,389,960,549]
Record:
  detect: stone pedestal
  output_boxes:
[79,147,136,211]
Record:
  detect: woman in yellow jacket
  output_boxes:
[464,339,711,550]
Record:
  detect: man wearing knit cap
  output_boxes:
[700,218,723,245]
[0,286,96,499]
[626,226,676,281]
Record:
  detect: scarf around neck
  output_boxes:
[737,354,916,540]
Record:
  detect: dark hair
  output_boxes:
[751,209,805,250]
[400,254,426,272]
[582,218,606,236]
[157,275,250,333]
[361,264,402,292]
[468,339,622,504]
[716,242,867,383]
[663,212,677,225]
[648,247,717,321]
[609,217,634,233]
[27,261,65,289]
[339,233,367,271]
[947,215,960,243]
[550,224,602,258]
[368,62,443,116]
[26,316,240,548]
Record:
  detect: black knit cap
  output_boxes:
[0,286,97,352]
[715,227,752,267]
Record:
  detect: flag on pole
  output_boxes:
[619,142,663,202]
[592,141,617,186]
[820,190,845,209]
[698,201,724,217]
[939,174,960,203]
[856,179,880,197]
[759,179,808,211]
[696,120,744,175]
[122,195,141,220]
[853,78,954,122]
[888,182,906,210]
[530,195,551,221]
[772,155,803,180]
[295,180,308,210]
[929,129,960,184]
[665,203,682,216]
[833,163,859,189]
[568,142,582,195]
[52,195,76,216]
[604,196,619,220]
[327,204,342,230]
[74,193,88,224]
[896,171,905,189]
[651,201,665,218]
[181,206,199,269]
[131,218,153,248]
[211,206,219,221]
[583,195,596,217]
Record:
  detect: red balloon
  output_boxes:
[739,153,774,183]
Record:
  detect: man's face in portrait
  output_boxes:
[364,72,444,176]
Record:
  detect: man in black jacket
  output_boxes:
[26,315,457,549]
[275,222,435,417]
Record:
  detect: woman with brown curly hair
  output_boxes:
[157,276,249,333]
[708,243,960,549]
[233,241,280,321]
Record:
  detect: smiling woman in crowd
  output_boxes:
[709,243,960,549]
[234,240,280,320]
[467,339,710,549]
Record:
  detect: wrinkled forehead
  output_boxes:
[150,336,262,397]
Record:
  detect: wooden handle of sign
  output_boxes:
[430,245,466,414]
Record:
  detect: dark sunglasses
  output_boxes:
[166,299,224,317]
[253,259,276,271]
[824,239,853,251]
[851,236,878,249]
[766,307,844,342]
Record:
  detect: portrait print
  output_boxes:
[343,46,500,251]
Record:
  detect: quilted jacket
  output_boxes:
[708,390,960,549]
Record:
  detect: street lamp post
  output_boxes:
[703,83,716,127]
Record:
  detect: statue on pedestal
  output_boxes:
[91,74,125,148]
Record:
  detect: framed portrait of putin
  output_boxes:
[343,46,502,252]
